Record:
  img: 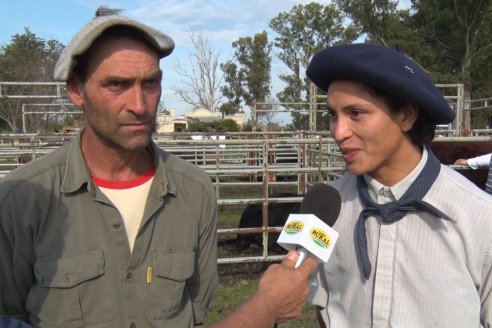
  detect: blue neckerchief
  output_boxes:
[356,149,450,279]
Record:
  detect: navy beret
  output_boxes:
[306,43,455,124]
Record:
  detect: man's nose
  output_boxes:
[128,85,147,115]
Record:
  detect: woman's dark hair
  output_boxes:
[374,88,436,147]
[72,25,156,82]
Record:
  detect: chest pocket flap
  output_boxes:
[35,249,105,288]
[153,249,195,281]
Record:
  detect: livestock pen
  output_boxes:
[2,131,492,327]
[0,131,346,264]
[2,131,492,263]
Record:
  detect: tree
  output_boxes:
[269,2,358,130]
[216,118,239,132]
[0,28,64,131]
[337,0,492,131]
[172,31,224,112]
[186,121,212,133]
[335,0,412,45]
[333,1,436,81]
[220,31,273,121]
[411,0,492,130]
[219,61,242,116]
[257,97,279,130]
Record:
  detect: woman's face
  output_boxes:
[326,80,420,185]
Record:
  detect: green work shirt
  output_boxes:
[0,134,218,328]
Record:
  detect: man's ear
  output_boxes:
[66,76,84,109]
[400,104,419,132]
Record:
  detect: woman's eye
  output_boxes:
[351,110,364,117]
[325,107,336,118]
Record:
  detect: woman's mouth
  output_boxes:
[341,148,359,162]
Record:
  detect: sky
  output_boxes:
[0,0,334,123]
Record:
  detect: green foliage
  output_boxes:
[269,2,358,129]
[4,3,492,133]
[337,0,492,129]
[186,121,213,133]
[413,0,492,128]
[291,110,330,131]
[221,31,273,117]
[336,0,407,45]
[241,121,254,132]
[410,0,492,81]
[217,212,240,230]
[292,113,309,131]
[219,100,241,116]
[0,28,60,81]
[216,119,239,132]
[0,28,64,131]
[186,119,240,132]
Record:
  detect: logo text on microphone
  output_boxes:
[310,228,331,248]
[284,221,304,234]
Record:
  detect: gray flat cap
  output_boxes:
[54,11,175,81]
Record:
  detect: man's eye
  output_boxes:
[144,79,161,88]
[108,81,124,88]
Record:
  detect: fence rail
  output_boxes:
[3,132,491,264]
[0,131,345,264]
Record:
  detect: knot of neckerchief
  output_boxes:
[356,149,450,279]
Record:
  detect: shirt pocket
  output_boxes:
[150,248,195,320]
[27,249,114,328]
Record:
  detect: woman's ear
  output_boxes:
[400,104,419,132]
[66,76,84,109]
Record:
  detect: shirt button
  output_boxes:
[126,272,133,279]
[113,224,120,229]
[130,323,136,328]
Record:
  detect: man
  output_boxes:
[306,43,492,327]
[0,8,318,328]
[455,153,492,194]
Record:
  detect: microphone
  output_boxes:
[277,183,341,268]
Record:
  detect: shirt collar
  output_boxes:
[61,131,92,194]
[363,146,428,202]
[61,131,175,196]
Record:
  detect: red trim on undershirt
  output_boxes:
[92,163,155,189]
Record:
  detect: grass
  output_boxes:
[203,277,257,325]
[217,211,241,229]
[203,274,320,327]
[209,212,321,327]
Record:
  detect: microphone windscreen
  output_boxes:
[300,183,341,227]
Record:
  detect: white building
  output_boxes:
[155,108,247,133]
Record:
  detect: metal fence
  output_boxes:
[152,132,346,263]
[0,131,345,264]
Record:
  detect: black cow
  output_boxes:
[235,193,301,252]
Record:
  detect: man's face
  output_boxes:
[68,37,162,152]
[326,80,417,183]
